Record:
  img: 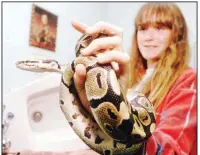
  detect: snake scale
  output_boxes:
[16,33,156,155]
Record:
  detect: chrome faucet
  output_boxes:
[3,112,14,134]
[2,104,14,154]
[2,138,11,154]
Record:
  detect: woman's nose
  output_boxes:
[144,28,155,41]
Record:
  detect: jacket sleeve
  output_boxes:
[146,69,197,155]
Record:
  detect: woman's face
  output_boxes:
[137,24,172,61]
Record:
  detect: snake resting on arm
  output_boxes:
[16,33,156,155]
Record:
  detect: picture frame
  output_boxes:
[29,4,58,52]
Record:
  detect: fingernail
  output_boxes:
[81,49,86,54]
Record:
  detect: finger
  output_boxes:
[111,62,119,72]
[97,50,130,72]
[86,21,123,36]
[81,36,122,55]
[74,64,86,91]
[74,64,92,114]
[71,20,89,33]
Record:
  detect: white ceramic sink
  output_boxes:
[27,86,65,133]
[3,73,88,152]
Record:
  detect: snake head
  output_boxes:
[15,59,62,73]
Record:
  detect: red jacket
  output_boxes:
[146,68,197,155]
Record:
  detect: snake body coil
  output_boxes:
[60,34,156,155]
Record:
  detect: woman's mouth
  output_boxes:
[144,45,158,48]
[144,45,157,48]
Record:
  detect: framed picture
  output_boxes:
[29,4,58,52]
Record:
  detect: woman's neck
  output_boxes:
[147,59,158,69]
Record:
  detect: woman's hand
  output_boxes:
[72,20,130,113]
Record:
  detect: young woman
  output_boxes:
[72,3,196,155]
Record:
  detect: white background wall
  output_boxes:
[3,2,107,95]
[3,2,197,95]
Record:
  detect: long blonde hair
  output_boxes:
[128,3,190,109]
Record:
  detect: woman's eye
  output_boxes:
[156,25,165,30]
[157,27,163,30]
[138,26,146,31]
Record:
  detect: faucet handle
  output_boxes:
[7,112,14,121]
[2,120,9,134]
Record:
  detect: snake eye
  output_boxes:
[51,62,57,67]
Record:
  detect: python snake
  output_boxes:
[16,33,156,155]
